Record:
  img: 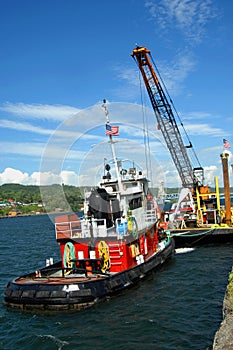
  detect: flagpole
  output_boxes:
[102,100,121,189]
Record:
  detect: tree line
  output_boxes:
[0,183,85,216]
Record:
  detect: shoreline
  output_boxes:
[0,212,47,219]
[213,267,233,349]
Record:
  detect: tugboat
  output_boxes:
[4,101,175,312]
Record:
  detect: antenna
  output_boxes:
[102,99,109,123]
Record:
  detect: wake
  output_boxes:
[175,247,195,254]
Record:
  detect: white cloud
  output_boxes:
[115,66,139,88]
[155,52,196,95]
[145,0,218,44]
[0,168,30,185]
[0,118,103,141]
[0,119,54,135]
[0,142,45,157]
[0,140,88,164]
[33,172,55,186]
[183,111,213,120]
[0,102,80,121]
[60,170,79,186]
[203,165,220,186]
[116,50,196,97]
[0,102,228,188]
[0,168,80,186]
[0,152,226,188]
[185,123,225,137]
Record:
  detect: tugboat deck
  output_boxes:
[16,274,106,285]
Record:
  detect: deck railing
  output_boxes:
[55,210,157,241]
[55,218,108,239]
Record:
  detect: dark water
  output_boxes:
[0,215,232,350]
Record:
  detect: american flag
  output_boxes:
[106,124,119,136]
[223,139,231,149]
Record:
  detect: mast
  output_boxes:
[102,100,122,190]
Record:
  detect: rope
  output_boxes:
[171,228,215,237]
[138,70,153,180]
[172,228,216,247]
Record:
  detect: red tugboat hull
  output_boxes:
[4,237,174,311]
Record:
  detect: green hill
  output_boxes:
[0,183,84,216]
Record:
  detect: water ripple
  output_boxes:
[0,216,232,349]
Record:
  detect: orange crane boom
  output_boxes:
[131,45,204,190]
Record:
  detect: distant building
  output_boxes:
[0,201,10,207]
[8,210,22,217]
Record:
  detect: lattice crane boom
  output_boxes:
[131,45,203,189]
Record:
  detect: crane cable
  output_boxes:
[149,53,202,169]
[138,68,153,182]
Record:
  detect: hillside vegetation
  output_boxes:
[0,183,84,216]
[0,183,227,217]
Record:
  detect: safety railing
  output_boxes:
[55,218,108,239]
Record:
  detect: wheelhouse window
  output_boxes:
[129,197,142,210]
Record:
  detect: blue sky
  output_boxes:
[0,0,232,189]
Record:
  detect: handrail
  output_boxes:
[55,217,108,238]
